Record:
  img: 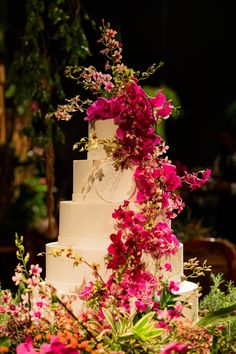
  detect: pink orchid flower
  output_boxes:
[16,337,37,354]
[40,336,78,353]
[150,90,173,119]
[150,90,166,107]
[160,341,188,354]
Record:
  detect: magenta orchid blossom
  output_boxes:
[160,341,188,354]
[17,336,78,354]
[16,337,36,354]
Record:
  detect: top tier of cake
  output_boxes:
[87,119,117,160]
[73,119,136,204]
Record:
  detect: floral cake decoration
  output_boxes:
[50,21,211,313]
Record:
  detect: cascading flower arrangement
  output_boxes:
[2,21,236,354]
[52,21,211,317]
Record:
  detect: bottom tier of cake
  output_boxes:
[45,241,198,322]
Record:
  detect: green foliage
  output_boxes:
[5,0,90,151]
[1,0,91,239]
[132,312,162,341]
[159,283,179,309]
[0,337,12,349]
[197,303,236,327]
[4,0,90,183]
[200,273,236,312]
[199,273,236,352]
[98,309,163,353]
[7,0,90,108]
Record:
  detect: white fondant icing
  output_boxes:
[143,244,184,282]
[176,280,199,323]
[73,160,136,203]
[87,120,117,160]
[160,244,184,281]
[46,242,110,294]
[59,201,116,244]
[95,162,136,202]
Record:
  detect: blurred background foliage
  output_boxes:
[0,0,90,245]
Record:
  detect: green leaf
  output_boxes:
[118,317,131,336]
[133,311,155,332]
[118,332,134,340]
[102,308,116,331]
[140,328,163,338]
[197,303,236,327]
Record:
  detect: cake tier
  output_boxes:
[73,160,136,203]
[160,243,184,281]
[176,280,199,322]
[46,241,110,294]
[46,244,184,291]
[88,120,117,160]
[46,242,198,321]
[143,244,184,282]
[58,200,136,245]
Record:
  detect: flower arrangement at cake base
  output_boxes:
[1,235,236,353]
[1,22,236,353]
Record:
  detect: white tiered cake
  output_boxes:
[46,120,136,292]
[45,119,198,321]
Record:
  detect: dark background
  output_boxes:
[83,0,236,169]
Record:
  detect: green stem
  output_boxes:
[55,295,98,341]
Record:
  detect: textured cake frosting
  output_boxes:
[45,119,198,321]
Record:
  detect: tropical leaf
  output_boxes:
[102,308,116,331]
[133,311,155,332]
[133,312,162,341]
[197,303,236,327]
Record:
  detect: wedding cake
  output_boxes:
[45,119,198,321]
